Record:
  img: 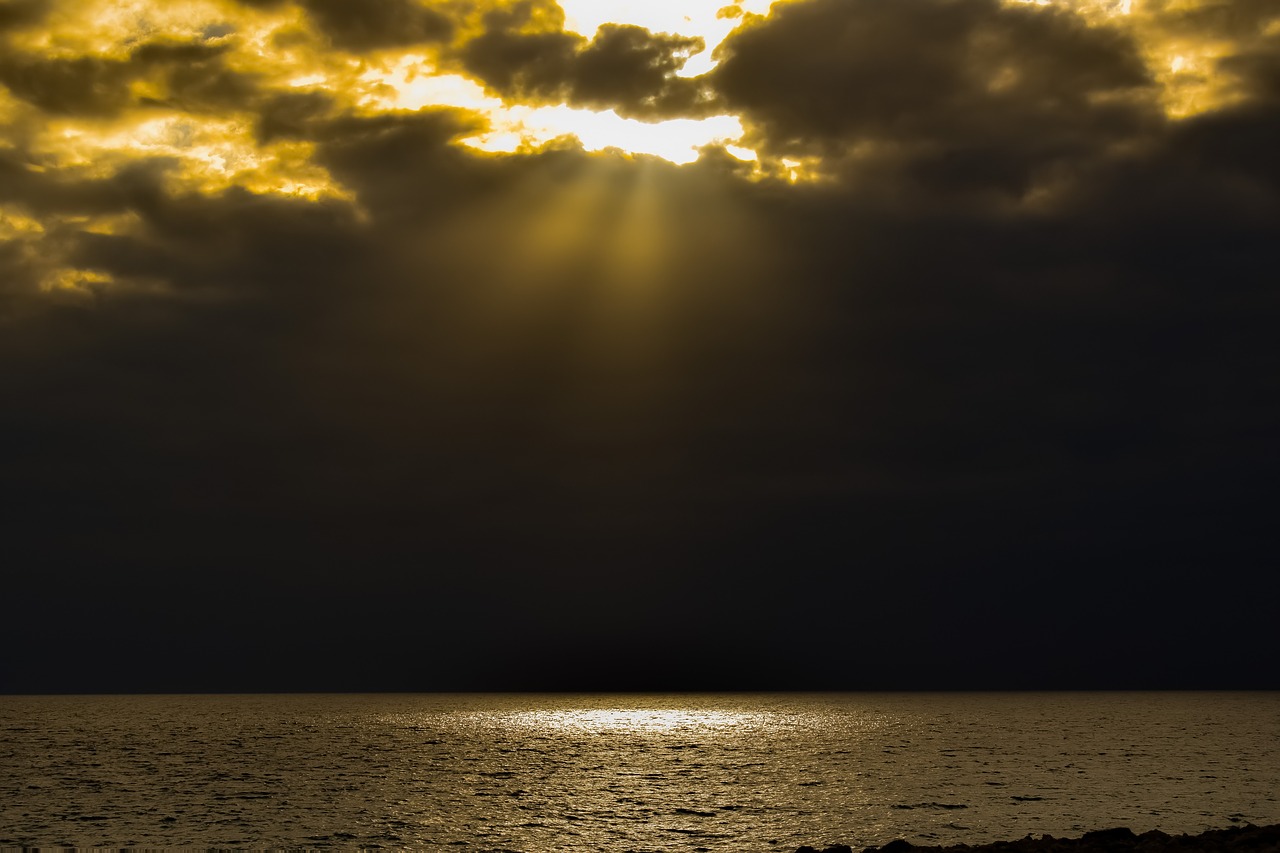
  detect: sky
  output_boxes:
[2,0,1278,694]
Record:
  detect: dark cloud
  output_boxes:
[0,38,259,117]
[3,0,1280,691]
[1220,32,1280,101]
[0,145,155,217]
[1142,0,1279,41]
[0,0,49,33]
[279,106,500,229]
[712,0,1158,199]
[571,23,712,116]
[0,53,137,116]
[451,2,582,99]
[228,0,453,50]
[0,233,42,315]
[453,2,714,118]
[297,0,454,51]
[254,89,340,142]
[132,40,262,113]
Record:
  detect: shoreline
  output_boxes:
[799,824,1280,853]
[3,824,1277,852]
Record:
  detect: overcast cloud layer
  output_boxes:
[2,0,1278,693]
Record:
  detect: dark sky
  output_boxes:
[2,0,1278,693]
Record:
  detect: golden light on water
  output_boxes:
[494,706,778,735]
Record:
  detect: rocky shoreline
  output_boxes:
[798,823,1280,853]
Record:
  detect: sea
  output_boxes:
[1,692,1277,851]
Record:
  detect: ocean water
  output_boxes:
[1,692,1277,851]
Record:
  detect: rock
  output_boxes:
[1083,828,1139,845]
[800,823,1280,853]
[880,840,916,853]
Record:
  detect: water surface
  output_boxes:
[2,692,1277,850]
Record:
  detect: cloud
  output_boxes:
[449,3,583,100]
[711,0,1159,198]
[0,38,259,117]
[133,40,262,113]
[1219,31,1280,101]
[254,89,338,142]
[295,0,453,51]
[281,105,493,222]
[229,0,453,50]
[0,0,50,33]
[1141,0,1279,42]
[0,53,137,116]
[450,0,715,118]
[2,0,1279,690]
[571,23,712,116]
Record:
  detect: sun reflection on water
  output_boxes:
[507,707,767,734]
[436,697,806,741]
